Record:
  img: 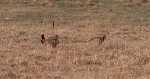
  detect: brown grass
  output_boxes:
[0,0,150,79]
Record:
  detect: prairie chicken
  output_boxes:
[49,35,59,48]
[41,34,46,44]
[40,34,59,48]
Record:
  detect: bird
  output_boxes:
[49,35,59,48]
[41,34,46,44]
[87,34,106,45]
[98,34,106,45]
[41,34,60,48]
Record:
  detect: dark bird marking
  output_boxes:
[41,34,46,44]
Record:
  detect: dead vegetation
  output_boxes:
[0,0,150,79]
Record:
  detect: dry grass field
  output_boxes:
[0,0,150,79]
